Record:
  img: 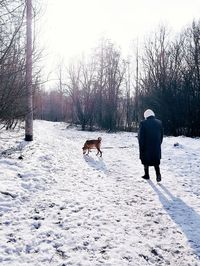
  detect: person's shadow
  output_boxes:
[83,155,107,173]
[148,180,200,259]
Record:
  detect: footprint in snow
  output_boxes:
[32,221,41,229]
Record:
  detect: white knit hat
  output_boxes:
[144,109,155,119]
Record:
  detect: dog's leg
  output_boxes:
[99,150,102,157]
[96,148,102,156]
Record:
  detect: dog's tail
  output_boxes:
[98,137,102,142]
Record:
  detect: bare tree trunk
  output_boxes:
[25,0,33,141]
[135,43,139,128]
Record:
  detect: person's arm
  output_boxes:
[138,121,145,151]
[160,122,164,144]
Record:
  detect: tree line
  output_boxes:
[35,22,200,136]
[0,0,199,136]
[138,23,200,137]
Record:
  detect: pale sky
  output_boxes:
[38,0,200,85]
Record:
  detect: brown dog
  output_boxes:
[82,137,102,157]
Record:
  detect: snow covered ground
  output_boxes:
[0,120,200,266]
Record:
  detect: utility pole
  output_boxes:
[25,0,33,141]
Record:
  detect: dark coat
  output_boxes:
[138,116,163,166]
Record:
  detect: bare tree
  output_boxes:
[138,26,184,134]
[65,58,97,130]
[181,21,200,136]
[94,39,126,131]
[0,0,27,128]
[136,22,200,136]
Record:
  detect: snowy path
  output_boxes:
[0,120,200,266]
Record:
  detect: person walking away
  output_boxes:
[138,109,163,182]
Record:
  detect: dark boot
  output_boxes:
[155,165,161,182]
[142,165,150,180]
